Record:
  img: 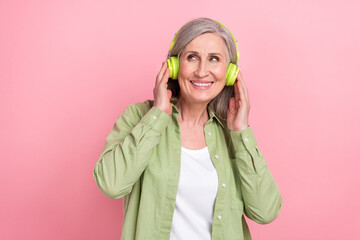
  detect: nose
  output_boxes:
[194,60,209,78]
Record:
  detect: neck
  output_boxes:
[175,98,209,127]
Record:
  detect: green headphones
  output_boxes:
[166,20,240,86]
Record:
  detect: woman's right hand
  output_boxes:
[153,61,172,115]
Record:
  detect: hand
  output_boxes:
[153,61,172,115]
[227,71,250,131]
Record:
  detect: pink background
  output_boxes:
[1,0,359,239]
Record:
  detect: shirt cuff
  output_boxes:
[131,106,171,142]
[230,126,258,152]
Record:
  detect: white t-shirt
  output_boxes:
[169,146,219,240]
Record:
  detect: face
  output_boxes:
[177,33,228,105]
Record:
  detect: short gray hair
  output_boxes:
[167,18,238,121]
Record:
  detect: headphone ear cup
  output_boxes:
[226,63,239,86]
[166,57,180,79]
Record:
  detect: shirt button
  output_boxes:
[222,183,226,188]
[152,115,157,120]
[215,155,219,159]
[217,215,222,220]
[244,137,249,142]
[208,132,211,136]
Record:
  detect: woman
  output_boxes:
[93,18,282,240]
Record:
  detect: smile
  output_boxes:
[190,81,213,87]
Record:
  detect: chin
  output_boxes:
[188,95,216,105]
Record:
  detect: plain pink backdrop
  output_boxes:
[1,0,359,239]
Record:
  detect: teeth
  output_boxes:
[191,81,212,87]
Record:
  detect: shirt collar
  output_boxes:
[207,106,225,128]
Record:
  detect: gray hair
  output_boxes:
[167,18,238,121]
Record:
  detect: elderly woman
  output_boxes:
[93,18,282,240]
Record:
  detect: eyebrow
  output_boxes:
[183,50,224,58]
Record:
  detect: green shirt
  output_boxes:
[93,100,282,240]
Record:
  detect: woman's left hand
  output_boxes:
[227,71,250,131]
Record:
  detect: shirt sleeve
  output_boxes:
[93,103,171,199]
[230,126,283,224]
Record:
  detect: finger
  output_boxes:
[234,80,241,108]
[237,71,249,100]
[237,78,247,106]
[160,68,170,85]
[235,81,247,108]
[237,69,244,82]
[156,61,167,83]
[156,61,167,84]
[234,79,240,101]
[240,81,248,101]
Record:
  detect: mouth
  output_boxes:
[190,80,214,88]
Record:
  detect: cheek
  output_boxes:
[214,65,228,82]
[179,61,195,77]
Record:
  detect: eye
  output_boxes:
[187,54,196,61]
[209,56,220,62]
